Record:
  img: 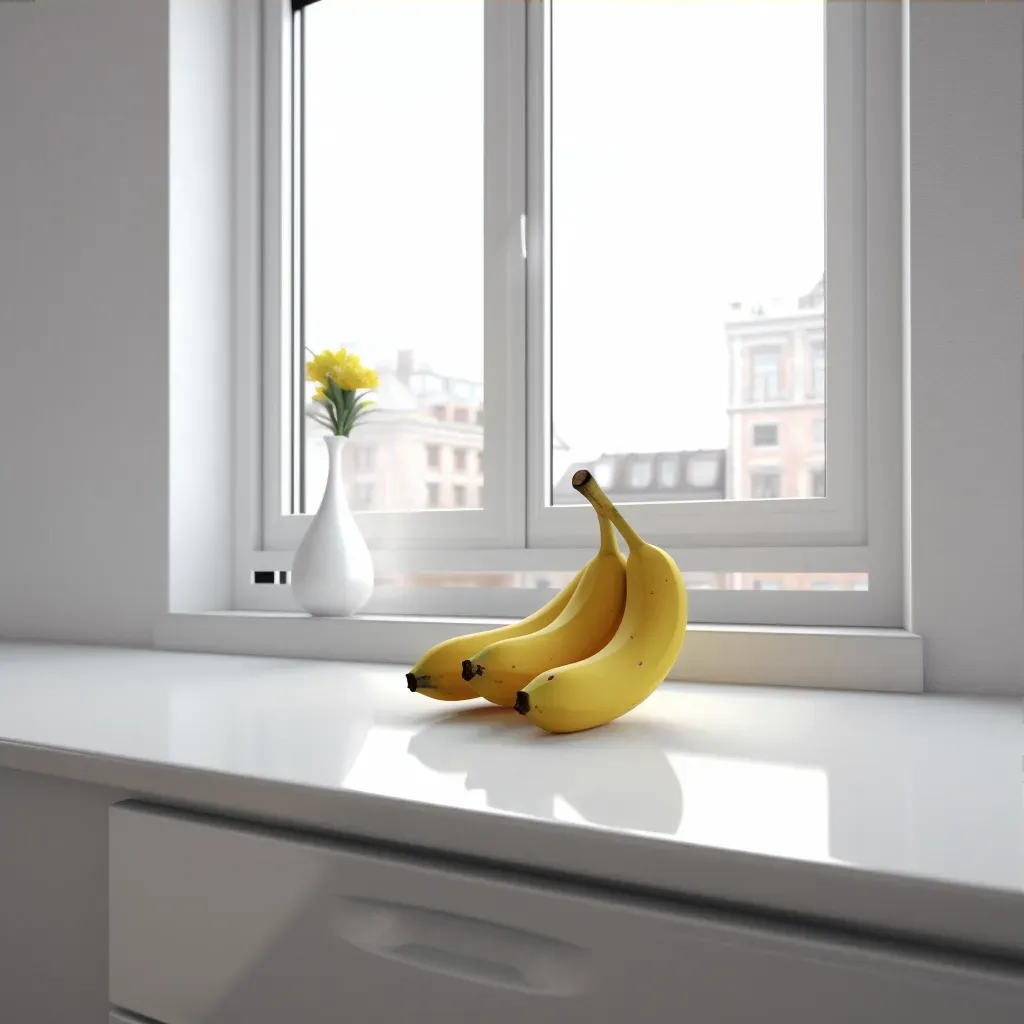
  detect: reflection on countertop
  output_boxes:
[406,705,684,835]
[0,641,1021,899]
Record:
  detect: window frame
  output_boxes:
[260,0,527,553]
[238,0,902,630]
[525,0,891,559]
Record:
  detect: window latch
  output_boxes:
[520,214,528,260]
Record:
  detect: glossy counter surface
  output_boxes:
[1,643,1021,958]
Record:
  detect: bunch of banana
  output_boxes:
[405,495,624,703]
[460,513,626,706]
[405,468,687,734]
[513,469,687,733]
[405,565,586,701]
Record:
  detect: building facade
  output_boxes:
[725,279,866,591]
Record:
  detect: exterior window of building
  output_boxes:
[426,444,441,469]
[753,580,782,591]
[750,347,782,401]
[658,458,679,489]
[454,448,468,472]
[353,482,374,509]
[426,482,441,508]
[454,407,469,423]
[752,423,779,448]
[751,470,782,500]
[687,457,718,490]
[353,445,375,472]
[629,459,653,489]
[432,405,447,421]
[453,485,467,507]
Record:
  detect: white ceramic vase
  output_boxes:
[291,435,374,617]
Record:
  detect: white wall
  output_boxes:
[0,0,170,645]
[168,0,234,614]
[906,1,1024,692]
[0,0,234,645]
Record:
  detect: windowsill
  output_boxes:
[154,612,923,693]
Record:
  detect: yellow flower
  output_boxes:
[305,350,338,387]
[312,385,328,404]
[307,347,379,392]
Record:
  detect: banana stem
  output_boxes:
[596,510,619,555]
[572,470,644,553]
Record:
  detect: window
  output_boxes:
[629,459,653,490]
[753,580,782,591]
[593,461,614,489]
[812,418,825,447]
[810,468,826,498]
[750,470,781,500]
[749,348,783,403]
[686,457,719,490]
[809,340,825,398]
[253,0,900,634]
[351,482,374,510]
[295,0,484,519]
[353,445,375,472]
[658,457,679,489]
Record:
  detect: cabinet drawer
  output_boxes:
[110,804,1024,1024]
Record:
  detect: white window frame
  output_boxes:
[233,0,903,632]
[259,0,526,556]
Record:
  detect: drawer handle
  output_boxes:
[332,896,590,996]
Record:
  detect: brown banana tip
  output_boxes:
[406,672,419,692]
[514,691,531,716]
[461,660,482,682]
[572,469,592,490]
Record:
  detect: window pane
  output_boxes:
[301,0,484,514]
[549,0,825,505]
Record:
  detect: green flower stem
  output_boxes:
[311,380,376,437]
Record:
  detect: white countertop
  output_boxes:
[1,642,1022,959]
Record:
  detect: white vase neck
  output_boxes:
[320,434,350,512]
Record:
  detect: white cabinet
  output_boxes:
[109,803,1024,1024]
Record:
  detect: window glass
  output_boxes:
[301,0,484,514]
[549,0,824,506]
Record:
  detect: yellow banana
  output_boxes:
[514,469,687,733]
[406,566,585,701]
[462,514,626,707]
